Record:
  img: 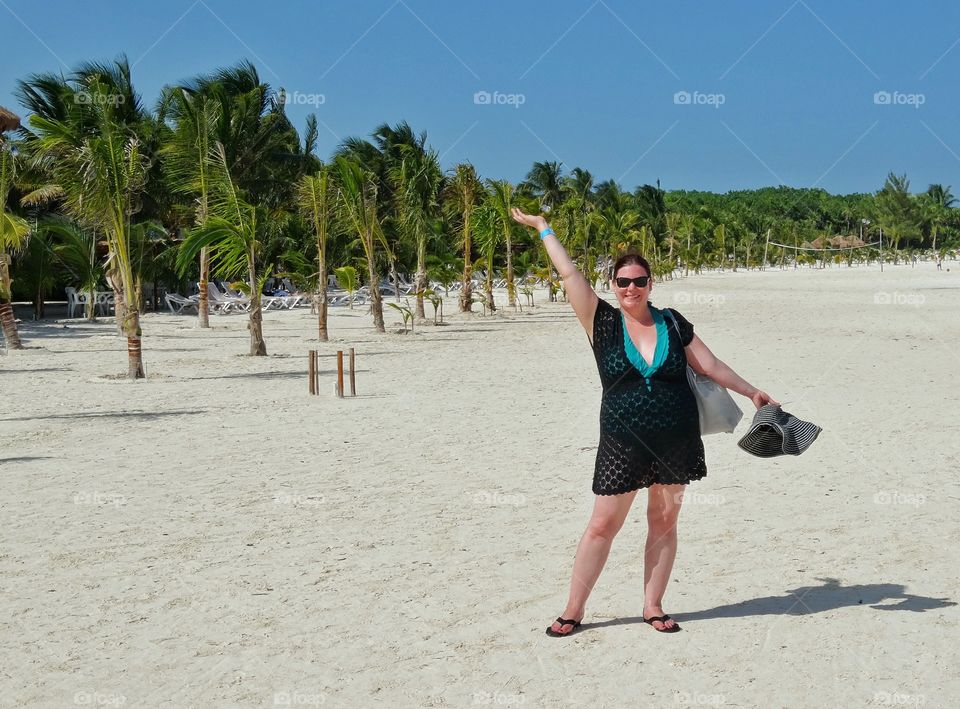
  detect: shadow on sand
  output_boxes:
[577,578,956,631]
[0,409,207,423]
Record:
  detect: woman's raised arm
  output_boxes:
[511,207,599,337]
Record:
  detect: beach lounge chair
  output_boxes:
[203,282,246,314]
[164,293,199,314]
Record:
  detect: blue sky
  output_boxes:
[2,0,959,194]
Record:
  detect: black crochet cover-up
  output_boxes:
[590,297,707,495]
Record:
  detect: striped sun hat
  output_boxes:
[737,404,821,458]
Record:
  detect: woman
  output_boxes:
[510,207,778,635]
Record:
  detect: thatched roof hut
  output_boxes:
[0,106,21,133]
[802,235,866,250]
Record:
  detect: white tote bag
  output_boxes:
[665,311,743,435]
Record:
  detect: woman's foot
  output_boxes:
[642,606,680,632]
[546,608,584,636]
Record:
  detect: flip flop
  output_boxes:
[642,614,681,633]
[545,617,582,637]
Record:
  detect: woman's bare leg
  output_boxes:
[642,483,685,630]
[549,490,639,634]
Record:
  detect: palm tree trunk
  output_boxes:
[86,286,96,321]
[485,270,495,313]
[505,230,516,308]
[0,302,22,348]
[113,288,126,335]
[414,238,426,320]
[248,252,266,356]
[317,249,328,342]
[197,247,211,328]
[0,253,22,349]
[123,307,145,379]
[459,210,473,312]
[365,243,385,333]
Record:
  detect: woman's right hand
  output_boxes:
[510,207,547,232]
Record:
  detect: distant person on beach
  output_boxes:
[511,207,777,635]
[936,255,942,271]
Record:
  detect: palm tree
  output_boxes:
[445,163,482,312]
[177,143,267,355]
[334,265,358,308]
[876,173,921,261]
[335,157,385,332]
[46,217,103,320]
[297,165,334,340]
[522,160,564,212]
[390,146,443,319]
[17,56,158,372]
[923,184,955,251]
[160,62,306,326]
[30,97,150,376]
[159,86,219,327]
[486,179,518,307]
[471,203,499,312]
[564,167,595,269]
[0,140,30,349]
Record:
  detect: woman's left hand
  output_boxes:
[751,390,779,409]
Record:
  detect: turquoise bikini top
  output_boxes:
[621,306,669,389]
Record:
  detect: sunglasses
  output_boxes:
[615,276,651,288]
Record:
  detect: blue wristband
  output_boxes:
[539,227,554,240]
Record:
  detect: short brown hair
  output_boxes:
[613,251,652,279]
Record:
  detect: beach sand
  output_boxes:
[2,263,958,708]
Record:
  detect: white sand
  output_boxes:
[2,263,958,708]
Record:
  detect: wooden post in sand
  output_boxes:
[349,347,356,396]
[336,350,344,398]
[308,350,317,395]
